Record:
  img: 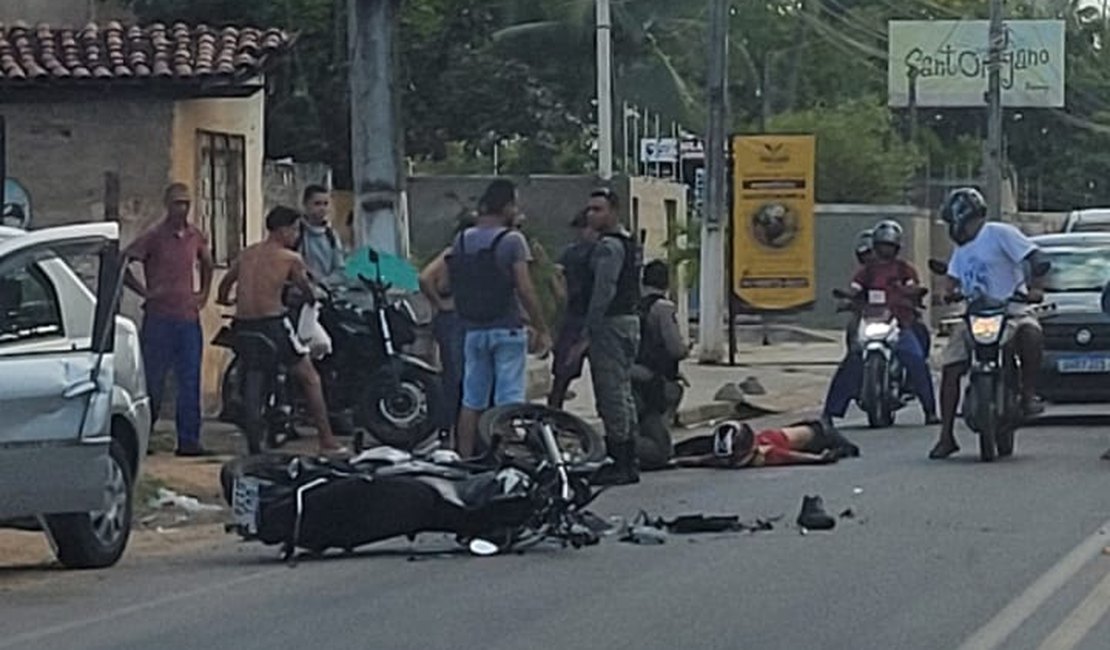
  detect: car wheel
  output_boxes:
[47,439,134,569]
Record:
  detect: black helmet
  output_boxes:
[872,220,904,249]
[940,188,987,241]
[854,229,874,257]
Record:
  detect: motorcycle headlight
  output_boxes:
[969,315,1004,345]
[862,322,894,340]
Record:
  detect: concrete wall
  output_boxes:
[263,159,333,216]
[785,205,934,330]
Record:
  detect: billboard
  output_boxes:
[888,20,1065,108]
[731,135,816,311]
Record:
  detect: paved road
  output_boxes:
[4,409,1110,650]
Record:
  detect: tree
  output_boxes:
[769,98,923,203]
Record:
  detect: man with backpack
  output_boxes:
[298,185,345,284]
[634,260,687,470]
[448,179,551,457]
[567,188,643,485]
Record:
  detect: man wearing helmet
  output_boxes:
[671,418,860,468]
[930,188,1047,460]
[823,220,938,424]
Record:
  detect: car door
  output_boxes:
[0,223,121,517]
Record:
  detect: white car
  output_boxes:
[0,223,151,569]
[1062,209,1110,233]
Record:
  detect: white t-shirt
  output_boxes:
[947,222,1037,302]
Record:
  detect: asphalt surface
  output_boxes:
[5,408,1110,650]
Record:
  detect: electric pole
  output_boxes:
[698,0,728,364]
[986,0,1004,221]
[597,0,614,180]
[349,0,403,255]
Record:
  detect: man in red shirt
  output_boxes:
[672,418,859,468]
[124,183,215,456]
[822,220,937,424]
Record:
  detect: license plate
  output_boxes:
[1057,357,1110,374]
[868,290,887,305]
[231,478,260,535]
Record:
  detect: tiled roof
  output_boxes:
[0,21,290,86]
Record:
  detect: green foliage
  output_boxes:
[768,98,923,203]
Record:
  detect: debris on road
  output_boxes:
[148,488,223,514]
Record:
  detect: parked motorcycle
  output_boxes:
[216,248,444,454]
[833,287,927,428]
[220,405,605,560]
[928,258,1052,462]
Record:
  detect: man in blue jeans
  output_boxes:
[447,179,551,457]
[124,183,215,456]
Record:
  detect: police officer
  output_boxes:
[568,188,642,485]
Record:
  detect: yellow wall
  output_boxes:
[170,92,266,415]
[628,176,691,335]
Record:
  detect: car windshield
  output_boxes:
[1042,248,1110,292]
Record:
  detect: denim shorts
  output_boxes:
[462,327,528,410]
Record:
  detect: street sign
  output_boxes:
[640,138,678,163]
[888,20,1065,108]
[731,135,816,311]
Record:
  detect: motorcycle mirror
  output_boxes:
[366,247,380,265]
[927,259,948,276]
[468,539,500,557]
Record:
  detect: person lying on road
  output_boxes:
[672,418,860,469]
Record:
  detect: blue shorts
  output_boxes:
[462,327,528,410]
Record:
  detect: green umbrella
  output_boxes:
[344,246,420,292]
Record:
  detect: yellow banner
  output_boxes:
[731,134,816,311]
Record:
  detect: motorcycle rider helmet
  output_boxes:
[872,220,904,251]
[711,420,755,462]
[940,187,987,243]
[854,229,874,261]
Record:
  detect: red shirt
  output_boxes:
[755,429,795,466]
[128,220,208,321]
[852,259,920,326]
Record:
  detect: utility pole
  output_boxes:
[596,0,614,180]
[349,0,402,255]
[985,0,1005,221]
[698,0,728,364]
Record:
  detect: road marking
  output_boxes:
[957,517,1110,650]
[1036,563,1110,650]
[0,566,285,649]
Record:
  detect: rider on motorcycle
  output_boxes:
[930,188,1046,460]
[823,220,938,424]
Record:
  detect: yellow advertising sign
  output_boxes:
[731,134,816,311]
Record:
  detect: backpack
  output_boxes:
[448,228,514,323]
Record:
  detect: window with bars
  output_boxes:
[196,131,246,265]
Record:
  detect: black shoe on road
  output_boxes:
[797,495,836,531]
[174,446,216,458]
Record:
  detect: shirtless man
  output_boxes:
[216,206,344,453]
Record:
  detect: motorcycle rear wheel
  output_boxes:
[356,364,443,451]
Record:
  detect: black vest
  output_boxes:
[637,293,680,380]
[603,232,641,317]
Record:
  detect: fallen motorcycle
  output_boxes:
[221,406,606,560]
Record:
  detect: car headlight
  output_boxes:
[969,315,1004,345]
[862,321,894,340]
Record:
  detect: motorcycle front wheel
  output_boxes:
[862,354,895,429]
[970,373,999,462]
[478,404,606,465]
[356,364,443,451]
